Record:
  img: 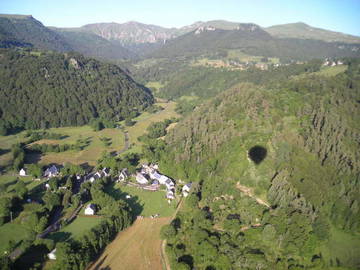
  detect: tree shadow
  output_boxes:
[47,231,71,243]
[178,254,194,269]
[248,146,267,164]
[92,255,109,270]
[0,148,10,156]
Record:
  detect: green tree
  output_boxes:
[14,180,28,200]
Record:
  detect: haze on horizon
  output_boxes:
[1,0,360,36]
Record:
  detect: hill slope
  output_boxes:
[266,22,360,44]
[0,14,71,51]
[150,25,360,60]
[52,28,136,60]
[154,61,360,269]
[0,49,153,130]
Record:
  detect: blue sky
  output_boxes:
[1,0,359,36]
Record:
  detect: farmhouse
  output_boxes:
[44,165,59,178]
[48,249,56,260]
[85,204,96,215]
[166,190,175,200]
[118,168,129,182]
[182,182,192,197]
[102,167,110,177]
[19,168,27,176]
[136,173,149,184]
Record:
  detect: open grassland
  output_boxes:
[0,125,125,167]
[106,183,176,217]
[146,81,165,93]
[293,65,347,80]
[28,126,125,166]
[47,216,103,242]
[121,101,179,155]
[89,217,170,270]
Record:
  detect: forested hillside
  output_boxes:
[148,60,360,269]
[0,14,71,51]
[0,49,153,132]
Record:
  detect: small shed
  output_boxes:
[48,249,56,260]
[19,168,27,176]
[85,204,96,215]
[44,165,59,178]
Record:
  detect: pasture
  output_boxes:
[89,217,170,270]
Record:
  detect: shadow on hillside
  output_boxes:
[248,145,267,164]
[0,148,10,156]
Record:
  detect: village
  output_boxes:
[16,161,192,261]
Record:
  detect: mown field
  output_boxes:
[89,217,170,270]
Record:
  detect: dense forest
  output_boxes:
[0,49,153,132]
[145,60,360,269]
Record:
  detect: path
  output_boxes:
[160,198,185,270]
[236,182,271,208]
[116,131,129,155]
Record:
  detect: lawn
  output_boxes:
[106,183,176,218]
[0,223,29,254]
[89,217,170,270]
[145,81,165,93]
[293,65,347,80]
[47,216,103,242]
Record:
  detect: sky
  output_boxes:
[1,0,360,36]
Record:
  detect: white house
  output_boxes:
[118,168,129,182]
[19,168,27,176]
[182,182,192,197]
[48,249,56,260]
[136,173,149,184]
[85,204,96,215]
[166,190,175,200]
[165,178,175,190]
[44,165,59,178]
[102,167,110,177]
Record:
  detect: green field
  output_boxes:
[106,183,176,217]
[120,101,179,156]
[47,216,103,242]
[293,65,348,80]
[145,81,165,93]
[0,125,125,167]
[0,223,29,254]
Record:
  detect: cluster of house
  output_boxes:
[323,58,344,66]
[135,164,176,200]
[19,164,60,178]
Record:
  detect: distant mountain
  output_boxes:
[0,14,71,51]
[0,49,153,130]
[81,21,177,45]
[266,22,360,44]
[52,28,136,60]
[149,24,360,60]
[0,14,136,60]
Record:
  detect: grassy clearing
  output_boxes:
[89,217,170,270]
[293,65,347,80]
[319,225,360,268]
[106,183,176,217]
[47,216,103,242]
[146,81,165,92]
[120,101,179,155]
[0,223,29,254]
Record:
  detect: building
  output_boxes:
[102,167,110,177]
[182,182,192,197]
[48,249,56,260]
[166,190,175,200]
[85,204,96,215]
[44,165,59,178]
[136,173,149,184]
[118,168,129,182]
[19,168,27,176]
